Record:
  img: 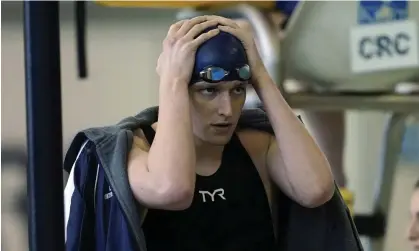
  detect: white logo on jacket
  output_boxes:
[104,186,113,200]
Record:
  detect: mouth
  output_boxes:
[211,122,232,127]
[211,123,233,132]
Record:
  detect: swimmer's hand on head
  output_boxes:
[219,19,335,207]
[216,19,266,80]
[127,16,233,211]
[156,16,220,85]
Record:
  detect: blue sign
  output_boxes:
[358,0,409,25]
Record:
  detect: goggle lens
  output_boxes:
[237,65,251,80]
[210,67,228,81]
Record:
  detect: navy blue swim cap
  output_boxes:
[191,27,249,84]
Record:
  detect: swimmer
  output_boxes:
[128,16,335,250]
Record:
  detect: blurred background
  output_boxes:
[1,1,418,251]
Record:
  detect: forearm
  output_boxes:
[148,79,196,190]
[254,73,334,205]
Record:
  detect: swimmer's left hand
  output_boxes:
[216,19,267,81]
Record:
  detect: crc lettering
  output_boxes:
[359,33,410,59]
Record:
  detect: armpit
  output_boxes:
[132,132,151,152]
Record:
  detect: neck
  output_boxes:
[194,136,225,162]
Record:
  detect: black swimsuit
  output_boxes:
[142,127,276,251]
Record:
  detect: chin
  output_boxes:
[205,134,233,146]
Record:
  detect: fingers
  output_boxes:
[211,16,240,29]
[164,15,244,51]
[191,28,220,47]
[176,15,238,38]
[177,15,217,37]
[166,15,214,38]
[184,19,219,40]
[167,20,186,37]
[168,15,239,40]
[217,25,241,38]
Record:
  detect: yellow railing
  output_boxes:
[95,1,275,10]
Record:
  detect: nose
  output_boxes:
[217,92,233,118]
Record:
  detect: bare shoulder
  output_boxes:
[237,129,272,158]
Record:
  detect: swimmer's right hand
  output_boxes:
[156,16,221,85]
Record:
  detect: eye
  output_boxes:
[199,88,217,95]
[232,87,245,95]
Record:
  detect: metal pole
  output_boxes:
[23,1,65,251]
[75,1,88,79]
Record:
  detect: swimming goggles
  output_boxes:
[198,64,251,83]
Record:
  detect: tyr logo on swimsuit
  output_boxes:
[199,188,226,202]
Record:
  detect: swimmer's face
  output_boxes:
[408,188,419,250]
[189,80,247,145]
